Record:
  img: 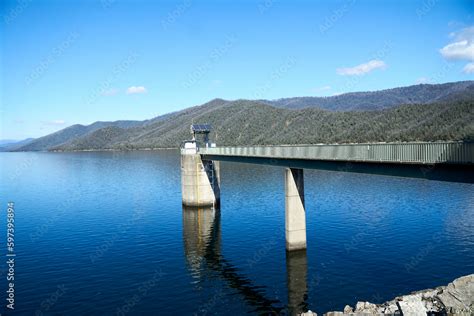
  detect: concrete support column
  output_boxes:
[285,168,307,251]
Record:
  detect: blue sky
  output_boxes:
[1,0,473,139]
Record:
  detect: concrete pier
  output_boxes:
[285,168,307,251]
[181,152,220,207]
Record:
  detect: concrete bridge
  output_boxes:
[181,126,474,251]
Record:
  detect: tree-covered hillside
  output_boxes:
[265,81,474,110]
[43,99,474,151]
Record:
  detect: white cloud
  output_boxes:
[440,40,474,60]
[102,88,119,96]
[126,86,147,94]
[439,26,474,74]
[463,62,474,74]
[337,59,386,76]
[440,26,474,73]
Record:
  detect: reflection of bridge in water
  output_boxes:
[182,206,309,315]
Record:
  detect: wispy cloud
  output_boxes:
[439,26,474,73]
[415,77,430,84]
[211,79,222,86]
[83,52,139,105]
[337,59,386,76]
[42,120,66,126]
[448,21,464,28]
[463,62,474,74]
[101,88,119,96]
[311,85,331,93]
[209,79,223,90]
[126,86,147,94]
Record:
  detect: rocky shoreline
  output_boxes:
[302,274,474,315]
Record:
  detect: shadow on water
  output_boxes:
[182,206,309,315]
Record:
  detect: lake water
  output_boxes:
[0,151,473,315]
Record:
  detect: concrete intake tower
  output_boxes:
[180,124,220,207]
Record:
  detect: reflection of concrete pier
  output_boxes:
[182,206,220,273]
[182,205,310,314]
[182,205,284,313]
[286,250,309,315]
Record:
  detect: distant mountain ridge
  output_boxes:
[0,138,35,151]
[264,81,474,111]
[15,120,144,151]
[0,140,19,146]
[11,81,474,152]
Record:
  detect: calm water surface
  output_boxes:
[0,151,473,315]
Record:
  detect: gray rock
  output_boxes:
[437,274,474,314]
[372,300,400,314]
[396,293,427,315]
[321,274,474,315]
[354,301,378,313]
[343,305,353,313]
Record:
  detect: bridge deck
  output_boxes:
[198,142,473,165]
[195,142,474,183]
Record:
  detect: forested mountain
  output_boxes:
[264,81,474,110]
[12,81,474,152]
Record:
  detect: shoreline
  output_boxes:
[1,147,180,153]
[50,147,178,152]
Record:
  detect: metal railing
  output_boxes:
[199,142,474,164]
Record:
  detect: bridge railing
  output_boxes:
[199,142,474,164]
